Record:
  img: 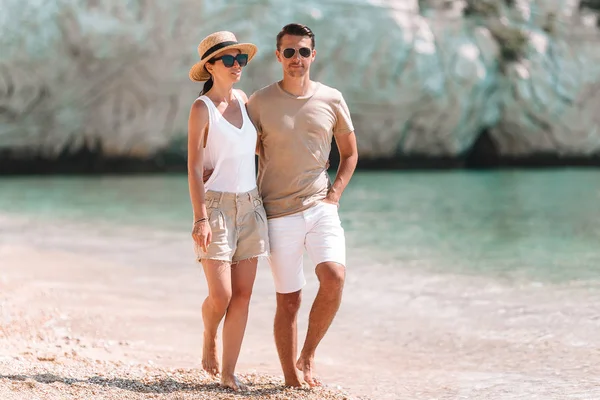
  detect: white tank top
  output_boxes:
[197,91,257,193]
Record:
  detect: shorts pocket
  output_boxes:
[254,205,269,237]
[253,207,269,252]
[254,208,266,225]
[208,207,225,231]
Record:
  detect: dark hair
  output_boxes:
[199,59,217,95]
[276,23,315,50]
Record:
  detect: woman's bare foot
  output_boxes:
[284,373,306,388]
[202,332,219,376]
[296,355,321,387]
[221,374,247,391]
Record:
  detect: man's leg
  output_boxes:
[297,261,345,386]
[267,213,307,387]
[299,202,347,386]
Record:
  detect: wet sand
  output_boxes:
[1,213,600,399]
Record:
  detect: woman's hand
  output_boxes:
[192,219,212,252]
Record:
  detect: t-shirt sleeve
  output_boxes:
[333,93,354,136]
[246,93,262,134]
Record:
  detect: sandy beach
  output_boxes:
[2,212,600,399]
[0,214,355,399]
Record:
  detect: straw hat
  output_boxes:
[189,31,258,82]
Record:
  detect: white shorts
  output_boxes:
[267,201,346,294]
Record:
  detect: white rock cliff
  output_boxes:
[0,0,599,164]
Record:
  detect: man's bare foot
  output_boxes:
[221,374,247,391]
[296,355,321,387]
[201,332,219,376]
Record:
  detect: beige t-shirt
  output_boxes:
[247,81,354,219]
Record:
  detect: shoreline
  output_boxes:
[2,212,600,399]
[0,240,360,400]
[2,147,600,175]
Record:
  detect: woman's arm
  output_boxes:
[187,99,211,250]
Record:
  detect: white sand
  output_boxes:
[1,213,600,399]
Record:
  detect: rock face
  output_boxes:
[485,0,600,156]
[1,0,600,170]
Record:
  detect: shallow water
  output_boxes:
[1,169,599,282]
[2,169,600,399]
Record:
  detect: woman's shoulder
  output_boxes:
[234,89,249,103]
[191,96,209,111]
[189,97,209,122]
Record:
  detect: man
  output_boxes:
[246,23,358,387]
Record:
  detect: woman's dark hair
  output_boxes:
[199,59,216,95]
[276,23,315,49]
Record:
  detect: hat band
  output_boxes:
[201,41,239,60]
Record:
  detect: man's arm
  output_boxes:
[324,131,358,205]
[324,93,358,205]
[245,92,263,156]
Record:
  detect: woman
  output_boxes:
[187,31,269,391]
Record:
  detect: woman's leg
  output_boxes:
[201,259,232,376]
[220,258,258,391]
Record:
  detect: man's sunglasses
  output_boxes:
[282,47,312,59]
[212,54,248,68]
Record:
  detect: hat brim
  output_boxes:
[189,43,258,82]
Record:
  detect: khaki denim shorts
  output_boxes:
[195,188,269,263]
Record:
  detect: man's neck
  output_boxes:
[279,75,313,97]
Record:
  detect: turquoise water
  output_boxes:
[1,170,599,281]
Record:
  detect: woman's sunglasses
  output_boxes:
[282,47,312,59]
[212,53,248,68]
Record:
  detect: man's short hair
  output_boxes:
[276,23,315,49]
